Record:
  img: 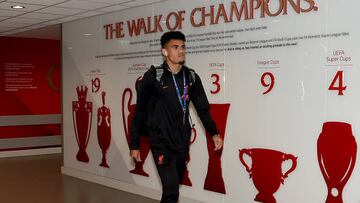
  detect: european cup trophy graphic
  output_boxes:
[97,91,111,168]
[122,87,150,176]
[72,86,92,162]
[239,148,297,203]
[203,103,230,194]
[317,122,357,203]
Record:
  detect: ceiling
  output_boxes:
[0,0,165,39]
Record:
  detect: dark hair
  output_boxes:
[160,31,186,48]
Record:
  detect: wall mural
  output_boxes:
[72,86,92,163]
[317,122,357,203]
[239,148,297,203]
[122,87,150,176]
[203,103,230,194]
[62,0,360,202]
[97,91,112,168]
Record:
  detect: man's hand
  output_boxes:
[130,150,141,162]
[212,134,223,151]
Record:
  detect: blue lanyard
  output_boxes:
[171,70,187,124]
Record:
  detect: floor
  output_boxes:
[0,153,158,203]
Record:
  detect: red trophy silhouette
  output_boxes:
[317,122,357,203]
[239,148,297,203]
[72,86,92,163]
[203,103,230,194]
[181,127,197,186]
[122,87,150,176]
[97,91,111,168]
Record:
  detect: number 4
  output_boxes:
[328,71,346,95]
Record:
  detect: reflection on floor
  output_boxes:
[0,153,158,203]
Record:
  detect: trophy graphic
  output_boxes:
[72,86,92,163]
[97,91,111,168]
[317,122,357,203]
[239,148,297,203]
[181,127,197,186]
[203,103,230,194]
[122,87,150,176]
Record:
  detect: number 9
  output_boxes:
[261,72,275,95]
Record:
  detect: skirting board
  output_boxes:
[0,146,62,158]
[61,166,205,203]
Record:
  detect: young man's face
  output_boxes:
[163,39,186,65]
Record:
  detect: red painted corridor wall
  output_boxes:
[0,37,61,139]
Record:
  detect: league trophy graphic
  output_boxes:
[203,103,230,194]
[181,127,197,186]
[122,87,150,176]
[97,91,111,168]
[239,148,297,203]
[72,86,92,163]
[317,122,357,203]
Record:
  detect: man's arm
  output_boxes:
[129,68,155,150]
[190,72,223,151]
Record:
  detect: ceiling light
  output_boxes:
[84,33,92,36]
[11,5,25,9]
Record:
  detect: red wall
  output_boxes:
[0,37,61,139]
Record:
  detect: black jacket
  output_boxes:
[129,62,218,152]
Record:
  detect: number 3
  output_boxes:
[210,74,221,94]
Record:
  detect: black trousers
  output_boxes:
[152,149,188,203]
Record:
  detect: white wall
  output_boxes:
[62,0,360,202]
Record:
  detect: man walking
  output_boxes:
[129,31,223,203]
